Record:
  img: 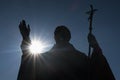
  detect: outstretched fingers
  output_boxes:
[19,20,30,40]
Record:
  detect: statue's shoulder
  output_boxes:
[74,49,88,57]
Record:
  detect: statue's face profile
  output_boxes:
[54,26,71,44]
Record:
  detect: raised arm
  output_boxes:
[19,20,31,55]
[18,20,34,80]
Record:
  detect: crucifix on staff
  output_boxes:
[86,5,98,57]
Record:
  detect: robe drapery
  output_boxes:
[90,47,115,80]
[17,40,115,80]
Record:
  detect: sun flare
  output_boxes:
[29,39,47,54]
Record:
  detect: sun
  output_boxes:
[29,39,47,54]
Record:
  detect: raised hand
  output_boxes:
[88,33,99,48]
[19,20,30,40]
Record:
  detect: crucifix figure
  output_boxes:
[86,5,98,57]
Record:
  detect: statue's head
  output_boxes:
[54,25,71,44]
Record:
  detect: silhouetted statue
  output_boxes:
[17,20,115,80]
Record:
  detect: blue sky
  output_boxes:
[0,0,120,80]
